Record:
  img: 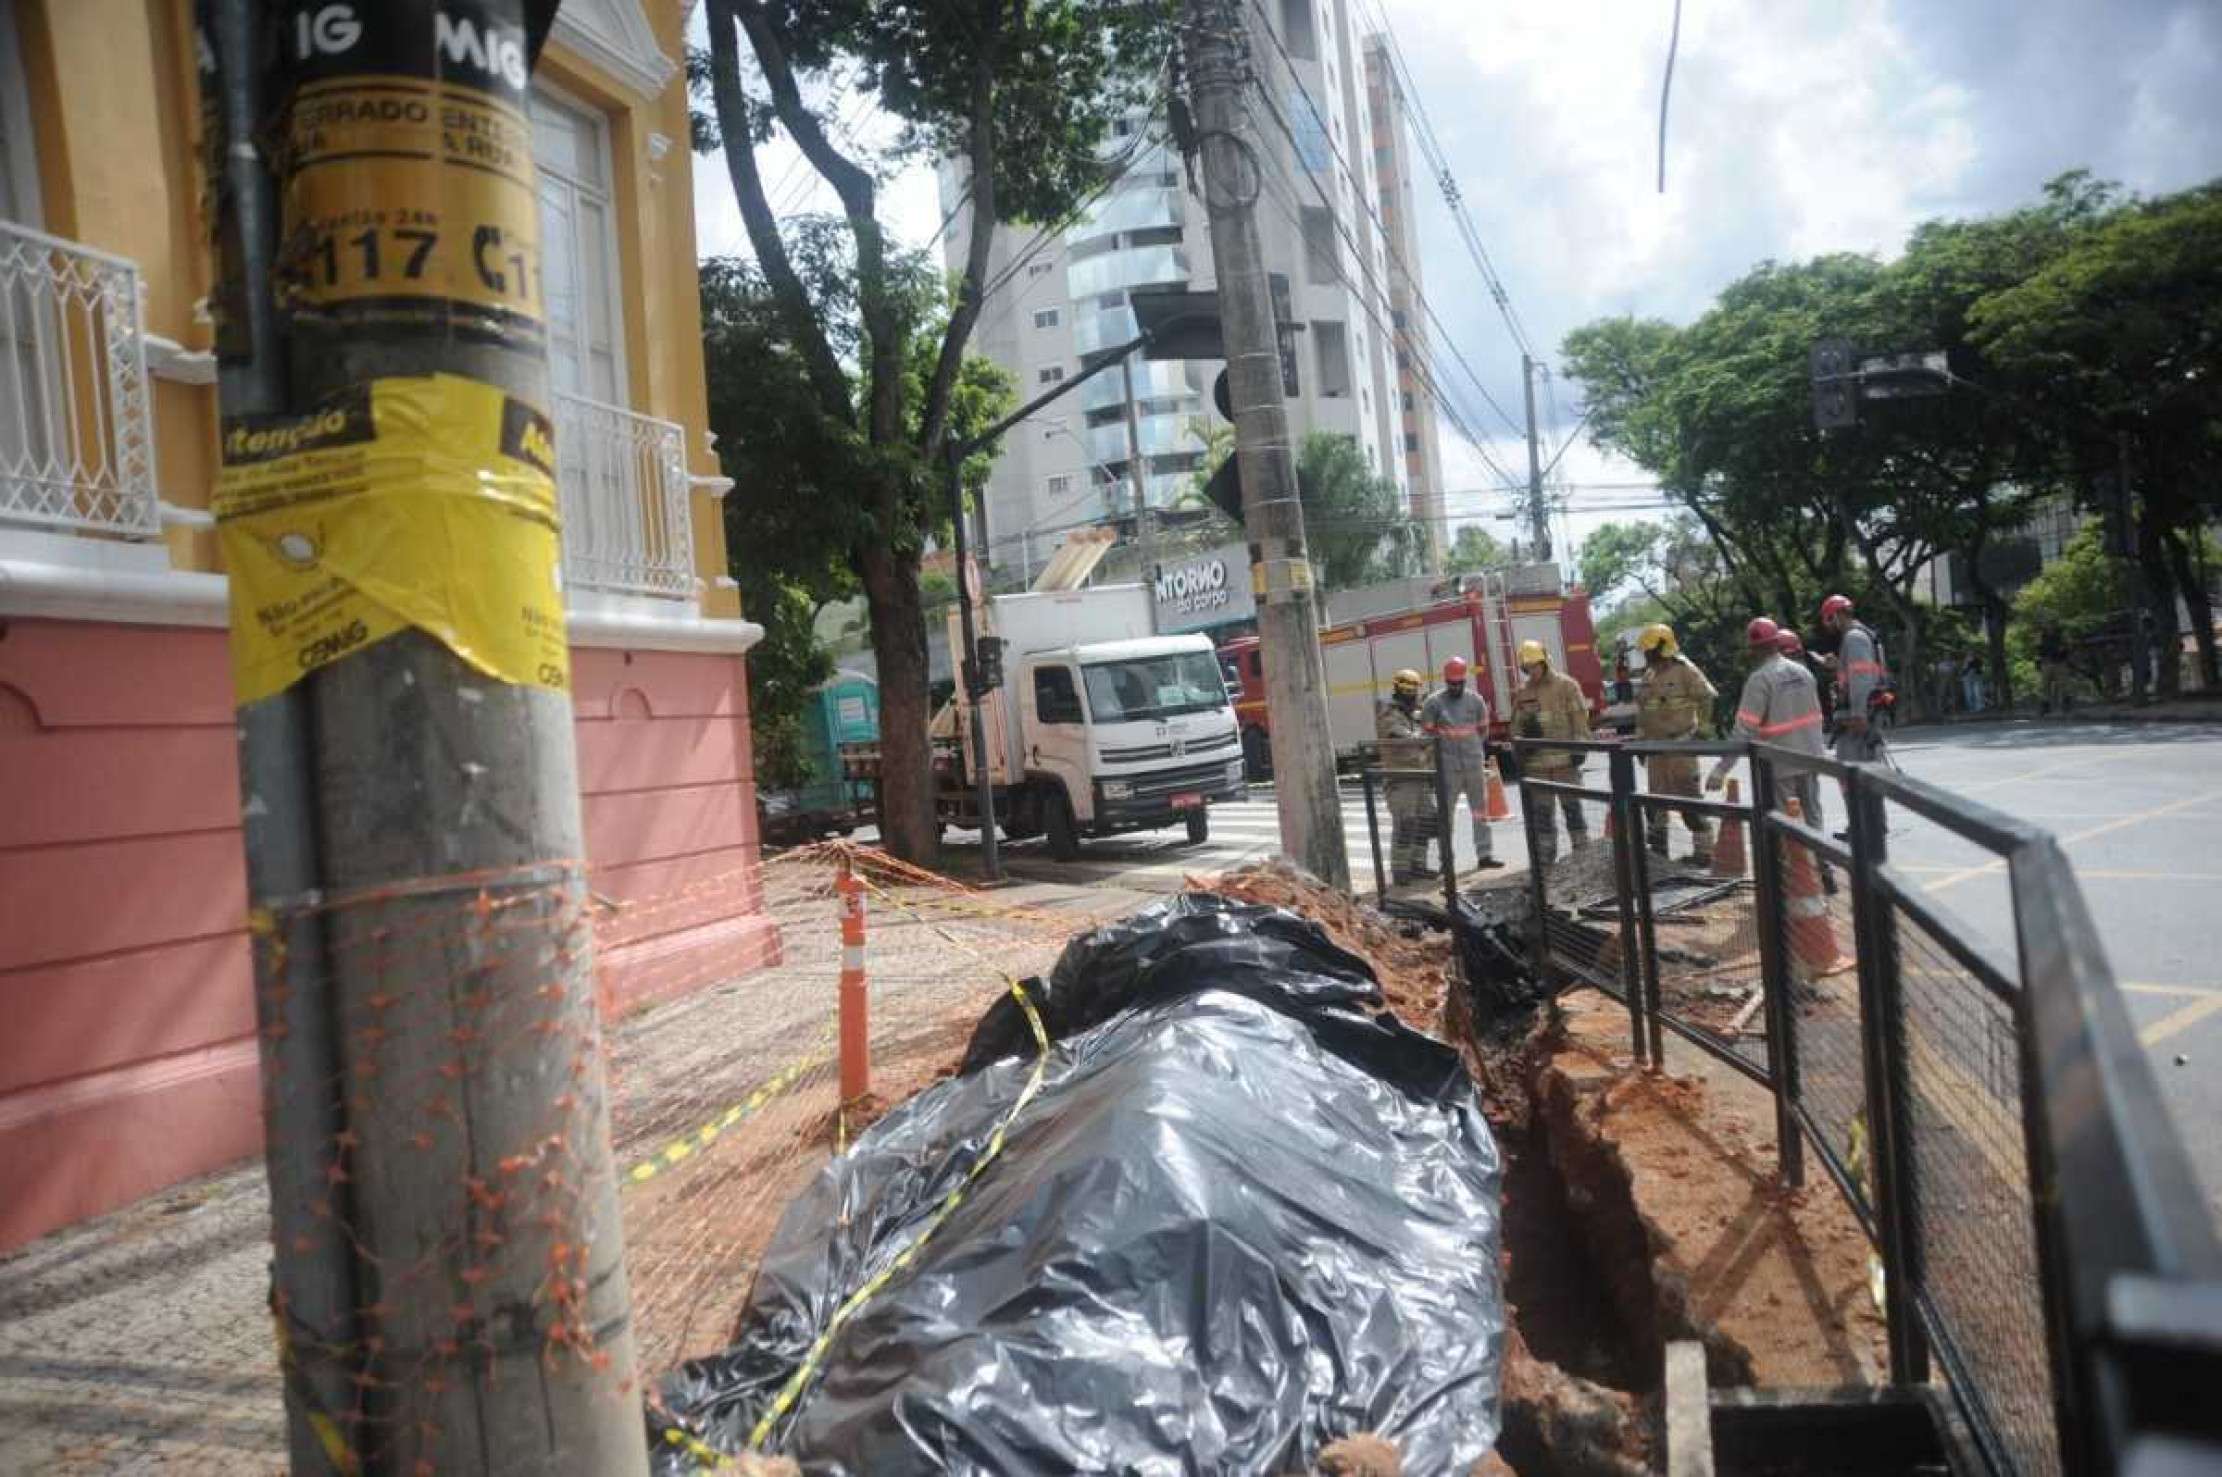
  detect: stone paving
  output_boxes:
[0,871,1136,1473]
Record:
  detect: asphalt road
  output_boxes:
[947,716,2222,1219]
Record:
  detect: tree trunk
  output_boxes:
[2162,526,2218,692]
[860,539,939,862]
[1985,594,2014,712]
[2138,527,2180,699]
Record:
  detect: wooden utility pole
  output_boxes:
[1183,0,1349,888]
[205,3,647,1471]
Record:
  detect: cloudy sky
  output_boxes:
[691,0,2222,558]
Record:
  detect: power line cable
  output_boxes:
[1244,2,1531,442]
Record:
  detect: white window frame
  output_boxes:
[531,79,631,408]
[1033,307,1060,329]
[1037,365,1065,386]
[1045,473,1075,498]
[1027,259,1054,278]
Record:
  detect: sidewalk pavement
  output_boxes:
[0,871,1142,1476]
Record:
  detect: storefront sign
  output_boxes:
[1152,543,1256,633]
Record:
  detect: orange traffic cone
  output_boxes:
[1711,779,1748,878]
[1781,798,1852,978]
[1485,758,1512,821]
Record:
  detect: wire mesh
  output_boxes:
[1893,910,2060,1477]
[1774,820,1868,1214]
[0,842,1112,1474]
[1631,796,1769,1072]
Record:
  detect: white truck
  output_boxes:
[935,584,1247,860]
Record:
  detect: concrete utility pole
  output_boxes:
[1522,352,1550,560]
[1121,353,1160,617]
[1183,0,1350,888]
[206,3,648,1471]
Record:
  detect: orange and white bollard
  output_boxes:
[1780,798,1852,978]
[1711,778,1748,878]
[835,858,869,1102]
[1484,758,1513,821]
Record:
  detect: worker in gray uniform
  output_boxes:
[1421,655,1505,872]
[1707,617,1829,837]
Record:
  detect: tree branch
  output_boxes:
[919,50,1000,460]
[703,0,851,420]
[732,1,906,446]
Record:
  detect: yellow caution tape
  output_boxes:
[213,374,569,706]
[741,970,1051,1453]
[624,1055,824,1187]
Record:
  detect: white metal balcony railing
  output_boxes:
[551,388,697,601]
[0,220,160,539]
[0,221,695,605]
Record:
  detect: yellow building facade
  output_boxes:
[0,0,776,1251]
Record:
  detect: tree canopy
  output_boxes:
[696,0,1171,858]
[1559,172,2222,713]
[1295,432,1425,591]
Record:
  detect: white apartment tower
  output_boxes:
[941,2,1432,582]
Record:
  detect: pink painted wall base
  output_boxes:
[0,619,775,1253]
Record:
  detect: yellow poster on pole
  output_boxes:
[214,373,570,706]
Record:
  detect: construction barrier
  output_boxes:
[1513,736,2222,1477]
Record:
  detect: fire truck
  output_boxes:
[1218,569,1607,779]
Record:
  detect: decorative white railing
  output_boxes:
[0,220,160,539]
[551,389,696,601]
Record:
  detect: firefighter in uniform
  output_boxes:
[1421,656,1504,871]
[1375,668,1439,884]
[1707,617,1828,835]
[1511,639,1592,863]
[1634,623,1717,867]
[1821,594,1887,765]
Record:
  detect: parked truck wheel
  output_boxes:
[1185,808,1210,846]
[1243,726,1273,781]
[1044,787,1081,861]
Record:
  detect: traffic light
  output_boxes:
[1810,338,1857,431]
[966,635,1005,699]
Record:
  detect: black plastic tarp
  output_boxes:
[652,894,1504,1475]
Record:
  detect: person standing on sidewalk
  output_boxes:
[1634,623,1717,867]
[1422,656,1505,872]
[1511,639,1592,864]
[1708,617,1829,836]
[2038,625,2074,715]
[1821,594,1889,766]
[1376,669,1440,884]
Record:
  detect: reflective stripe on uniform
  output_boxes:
[1757,710,1822,737]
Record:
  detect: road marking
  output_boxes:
[2124,982,2222,999]
[1924,787,2222,894]
[2140,993,2222,1047]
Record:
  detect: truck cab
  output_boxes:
[1014,635,1246,856]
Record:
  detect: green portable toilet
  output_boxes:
[800,671,879,814]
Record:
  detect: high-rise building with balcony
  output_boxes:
[940,2,1424,583]
[1365,33,1447,572]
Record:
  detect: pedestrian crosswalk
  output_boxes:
[962,783,1547,895]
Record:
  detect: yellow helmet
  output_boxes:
[1637,622,1678,657]
[1391,668,1423,695]
[1516,639,1548,668]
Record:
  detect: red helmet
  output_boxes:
[1820,594,1854,622]
[1442,656,1469,681]
[1775,629,1805,657]
[1746,616,1781,648]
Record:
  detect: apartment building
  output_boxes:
[942,0,1432,582]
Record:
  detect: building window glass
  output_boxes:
[1038,365,1065,386]
[1033,307,1061,329]
[1280,0,1317,60]
[1289,93,1331,173]
[532,89,626,403]
[1301,207,1337,285]
[1027,259,1055,278]
[1314,320,1352,398]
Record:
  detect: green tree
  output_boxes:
[696,0,1168,860]
[1575,521,1661,611]
[701,237,1010,803]
[1295,432,1424,590]
[1972,181,2222,691]
[1443,523,1504,575]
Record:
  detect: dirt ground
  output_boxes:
[1539,989,1889,1391]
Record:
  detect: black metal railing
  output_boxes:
[1507,736,2222,1477]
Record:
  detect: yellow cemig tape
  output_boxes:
[214,373,569,705]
